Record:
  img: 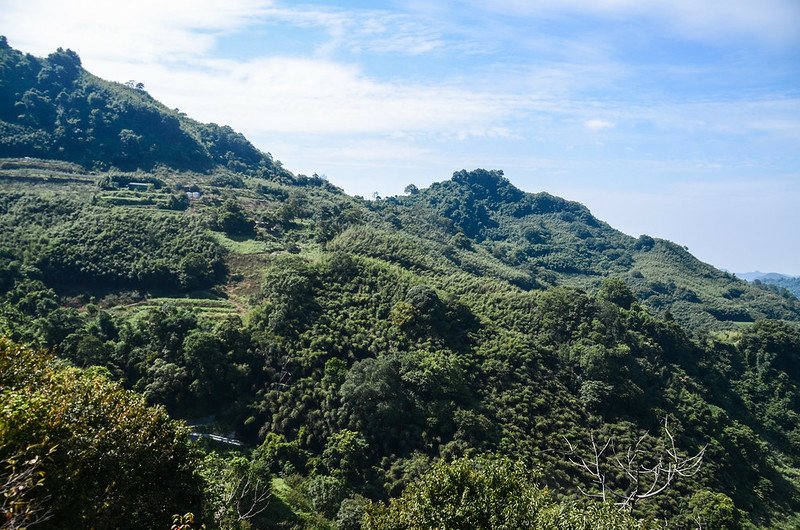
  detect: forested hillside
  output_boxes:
[751,276,800,300]
[0,36,292,179]
[388,169,800,330]
[1,41,799,530]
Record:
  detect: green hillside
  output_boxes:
[387,169,800,330]
[1,42,799,530]
[0,36,294,179]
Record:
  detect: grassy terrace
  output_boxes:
[108,296,240,318]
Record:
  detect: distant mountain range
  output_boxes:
[737,271,797,282]
[738,272,800,299]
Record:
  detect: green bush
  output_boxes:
[0,338,201,529]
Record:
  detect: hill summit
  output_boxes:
[0,36,289,179]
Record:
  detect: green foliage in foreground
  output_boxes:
[0,168,799,527]
[363,456,651,530]
[0,338,202,529]
[1,211,799,527]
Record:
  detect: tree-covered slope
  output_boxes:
[2,36,795,329]
[1,162,798,528]
[0,36,290,178]
[386,169,800,330]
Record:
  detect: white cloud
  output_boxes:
[0,0,275,62]
[6,1,795,143]
[0,0,448,64]
[259,7,447,56]
[584,119,615,131]
[92,56,525,136]
[1,0,514,137]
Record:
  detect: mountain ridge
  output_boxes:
[380,168,800,329]
[1,38,798,330]
[738,271,796,281]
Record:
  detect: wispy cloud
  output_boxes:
[469,0,800,45]
[0,0,516,137]
[5,0,795,142]
[0,0,451,63]
[91,56,526,136]
[257,6,448,56]
[584,119,615,131]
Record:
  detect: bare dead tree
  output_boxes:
[211,466,272,525]
[270,354,292,391]
[564,418,705,510]
[1,452,52,529]
[564,431,613,503]
[226,472,272,521]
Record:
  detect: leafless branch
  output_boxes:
[563,418,706,509]
[218,468,272,522]
[1,453,52,530]
[235,475,272,521]
[271,355,292,390]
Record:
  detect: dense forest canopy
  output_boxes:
[1,40,799,530]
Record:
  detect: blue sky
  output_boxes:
[2,0,799,274]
